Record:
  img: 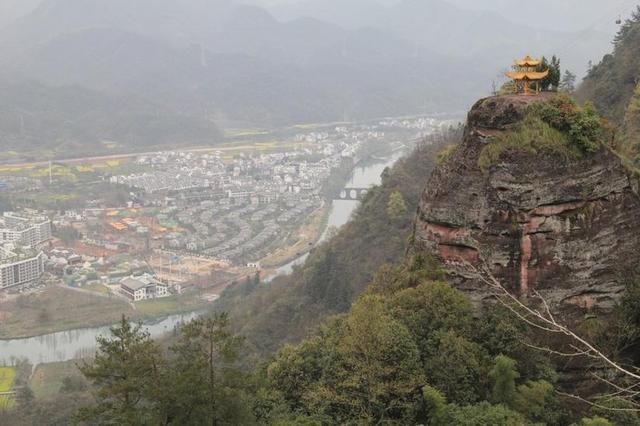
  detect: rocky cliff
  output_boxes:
[414,94,640,315]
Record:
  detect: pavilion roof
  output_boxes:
[505,70,549,81]
[514,55,542,67]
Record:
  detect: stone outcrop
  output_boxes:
[414,94,640,315]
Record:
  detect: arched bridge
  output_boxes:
[334,187,370,201]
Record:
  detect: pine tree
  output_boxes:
[77,316,163,425]
[158,314,253,425]
[549,55,562,90]
[560,70,577,92]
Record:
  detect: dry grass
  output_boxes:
[0,287,134,339]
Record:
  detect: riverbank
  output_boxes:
[0,286,209,340]
[258,203,330,270]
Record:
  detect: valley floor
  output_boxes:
[0,286,209,339]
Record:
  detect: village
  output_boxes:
[0,114,452,337]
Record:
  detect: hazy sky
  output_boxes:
[246,0,635,33]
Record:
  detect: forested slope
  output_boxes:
[578,7,640,166]
[578,7,640,124]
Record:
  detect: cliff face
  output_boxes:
[414,95,640,314]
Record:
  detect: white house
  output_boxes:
[120,274,169,301]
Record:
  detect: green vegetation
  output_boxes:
[530,95,603,153]
[622,82,640,165]
[478,115,580,173]
[578,6,640,123]
[29,362,88,400]
[134,294,208,317]
[82,283,110,295]
[435,143,457,165]
[0,367,15,393]
[0,367,16,410]
[560,70,577,93]
[536,55,562,91]
[577,7,640,170]
[478,95,604,173]
[72,315,253,425]
[386,190,408,220]
[11,262,592,425]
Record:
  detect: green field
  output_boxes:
[0,367,16,410]
[134,294,208,317]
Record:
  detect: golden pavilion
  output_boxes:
[505,55,549,95]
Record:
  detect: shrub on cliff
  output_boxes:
[478,95,603,173]
[530,94,603,153]
[478,115,581,174]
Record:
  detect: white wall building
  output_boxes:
[0,244,44,289]
[120,274,169,301]
[0,212,52,247]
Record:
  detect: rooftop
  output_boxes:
[0,244,41,262]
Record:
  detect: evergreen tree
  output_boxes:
[560,70,577,92]
[425,331,484,405]
[490,355,519,407]
[294,297,425,424]
[77,316,163,425]
[549,55,562,90]
[158,314,253,425]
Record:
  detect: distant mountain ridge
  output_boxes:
[0,0,618,157]
[271,0,613,78]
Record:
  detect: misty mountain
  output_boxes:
[0,79,221,157]
[445,0,628,33]
[270,0,613,77]
[0,0,478,145]
[0,0,40,29]
[0,0,618,157]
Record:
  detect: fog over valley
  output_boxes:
[0,0,628,157]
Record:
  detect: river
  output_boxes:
[275,151,404,276]
[0,312,200,366]
[0,152,403,366]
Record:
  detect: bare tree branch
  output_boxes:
[446,259,640,411]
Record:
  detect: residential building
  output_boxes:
[0,244,44,289]
[0,212,52,247]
